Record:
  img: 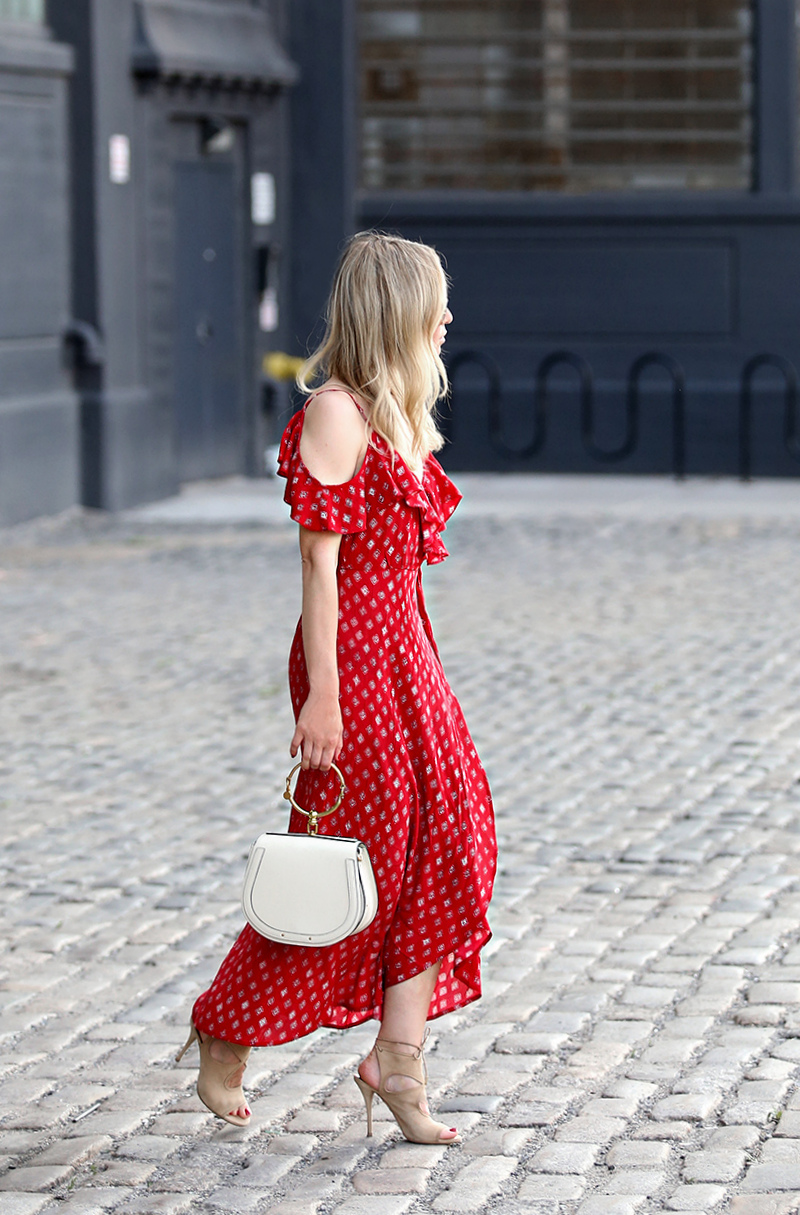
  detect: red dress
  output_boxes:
[192,400,497,1046]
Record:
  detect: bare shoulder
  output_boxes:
[300,389,368,485]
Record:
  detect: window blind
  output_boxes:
[359,0,753,192]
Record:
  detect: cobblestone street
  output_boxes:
[5,475,800,1215]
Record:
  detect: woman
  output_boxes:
[178,231,497,1145]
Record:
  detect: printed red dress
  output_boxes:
[192,399,497,1046]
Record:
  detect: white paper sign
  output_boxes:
[259,287,279,332]
[109,135,131,184]
[251,172,276,226]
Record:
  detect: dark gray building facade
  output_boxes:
[0,2,75,524]
[0,0,295,524]
[291,0,800,479]
[4,1,800,525]
[47,0,296,512]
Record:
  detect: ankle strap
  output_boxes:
[375,1038,423,1056]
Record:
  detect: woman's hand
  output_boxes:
[291,691,343,771]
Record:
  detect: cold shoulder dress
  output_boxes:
[192,399,497,1046]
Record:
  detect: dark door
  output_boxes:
[174,162,242,481]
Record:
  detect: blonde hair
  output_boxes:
[298,231,449,464]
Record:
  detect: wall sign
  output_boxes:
[109,135,131,184]
[251,172,275,225]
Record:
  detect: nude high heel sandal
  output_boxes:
[353,1038,460,1145]
[176,1023,252,1127]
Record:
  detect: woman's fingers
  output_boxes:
[290,724,303,759]
[296,736,341,771]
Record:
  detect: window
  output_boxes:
[0,0,44,21]
[359,0,753,192]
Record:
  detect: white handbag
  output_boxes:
[241,763,379,947]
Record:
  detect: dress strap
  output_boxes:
[306,387,368,421]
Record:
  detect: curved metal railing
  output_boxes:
[739,353,800,481]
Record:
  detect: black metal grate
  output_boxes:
[358,0,753,192]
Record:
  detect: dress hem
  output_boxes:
[191,926,491,1049]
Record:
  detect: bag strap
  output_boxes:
[283,762,346,835]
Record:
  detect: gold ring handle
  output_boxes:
[283,761,346,835]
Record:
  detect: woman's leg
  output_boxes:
[358,962,458,1142]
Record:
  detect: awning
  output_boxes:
[132,0,298,89]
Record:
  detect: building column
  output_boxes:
[0,4,77,524]
[754,0,798,193]
[287,0,357,357]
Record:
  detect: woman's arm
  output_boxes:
[290,391,367,771]
[290,527,343,771]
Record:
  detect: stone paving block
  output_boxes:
[735,1007,786,1027]
[431,1156,518,1211]
[305,1143,370,1176]
[575,1198,646,1215]
[0,1165,73,1191]
[682,1149,745,1182]
[530,1142,599,1173]
[605,1169,665,1195]
[556,1117,627,1144]
[758,1138,800,1166]
[775,1111,800,1137]
[285,1109,344,1133]
[724,1101,776,1126]
[651,1094,721,1122]
[33,1135,113,1166]
[665,1183,727,1209]
[499,1102,567,1127]
[738,1080,792,1102]
[458,1065,537,1095]
[461,1128,534,1157]
[749,984,800,1005]
[265,1133,319,1157]
[93,1161,158,1186]
[333,1198,416,1215]
[494,1032,569,1055]
[380,1144,451,1168]
[200,1189,266,1213]
[0,1197,51,1215]
[739,1162,800,1191]
[41,1189,132,1213]
[606,1141,671,1168]
[729,1197,800,1215]
[114,1196,194,1214]
[517,1174,586,1200]
[772,1040,800,1062]
[268,1202,327,1215]
[148,1112,208,1135]
[113,1133,183,1162]
[236,1153,303,1187]
[706,1125,761,1149]
[352,1169,430,1195]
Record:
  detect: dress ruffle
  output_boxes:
[278,410,368,534]
[279,406,461,565]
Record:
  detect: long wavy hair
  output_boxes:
[298,231,449,465]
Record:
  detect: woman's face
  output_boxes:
[433,305,453,354]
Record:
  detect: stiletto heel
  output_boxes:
[353,1038,459,1145]
[175,1024,199,1063]
[354,1075,375,1136]
[175,1021,252,1127]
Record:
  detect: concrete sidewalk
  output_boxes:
[124,472,800,526]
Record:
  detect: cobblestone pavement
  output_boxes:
[4,477,800,1215]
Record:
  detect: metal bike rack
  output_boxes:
[738,353,800,481]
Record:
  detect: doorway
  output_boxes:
[174,161,243,481]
